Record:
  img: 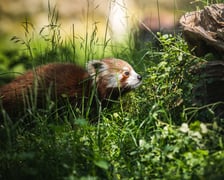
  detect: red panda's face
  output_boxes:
[120,66,142,89]
[87,58,142,90]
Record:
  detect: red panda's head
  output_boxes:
[87,58,142,93]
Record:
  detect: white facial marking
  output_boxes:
[107,73,122,88]
[123,66,129,71]
[107,67,142,89]
[125,69,142,89]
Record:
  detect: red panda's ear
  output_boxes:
[87,60,107,76]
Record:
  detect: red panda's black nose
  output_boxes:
[137,75,142,81]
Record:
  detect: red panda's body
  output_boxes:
[0,58,142,119]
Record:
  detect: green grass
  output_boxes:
[1,1,224,179]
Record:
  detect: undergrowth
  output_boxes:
[1,1,224,180]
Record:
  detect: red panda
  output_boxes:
[0,58,142,119]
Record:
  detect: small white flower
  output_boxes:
[179,123,189,133]
[139,139,146,147]
[113,113,119,119]
[191,131,202,139]
[200,123,208,134]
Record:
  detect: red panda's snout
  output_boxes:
[121,67,142,89]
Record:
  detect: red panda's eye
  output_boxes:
[123,71,130,77]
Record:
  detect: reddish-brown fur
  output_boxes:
[0,58,142,120]
[0,63,92,118]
